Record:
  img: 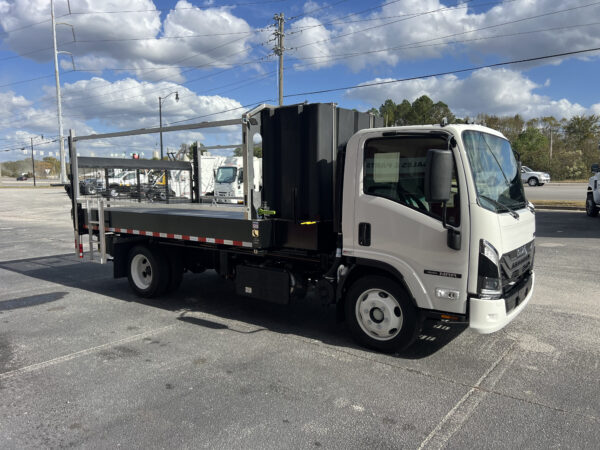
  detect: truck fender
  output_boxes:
[335,259,417,322]
[111,237,148,278]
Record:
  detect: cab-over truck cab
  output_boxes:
[339,124,535,350]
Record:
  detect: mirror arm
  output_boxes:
[440,201,461,251]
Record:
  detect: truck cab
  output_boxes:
[340,124,534,348]
[215,157,262,203]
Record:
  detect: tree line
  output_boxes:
[0,156,60,178]
[369,95,600,180]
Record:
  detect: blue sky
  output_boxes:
[1,0,599,160]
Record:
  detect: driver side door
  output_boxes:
[347,133,470,314]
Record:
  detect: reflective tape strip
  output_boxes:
[82,224,251,247]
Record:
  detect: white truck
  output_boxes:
[70,103,535,352]
[586,164,600,216]
[214,156,262,203]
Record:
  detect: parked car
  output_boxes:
[521,165,550,186]
[16,175,28,181]
[80,178,105,195]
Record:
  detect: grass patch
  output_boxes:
[532,200,585,209]
[550,179,589,183]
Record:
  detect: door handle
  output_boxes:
[358,222,371,246]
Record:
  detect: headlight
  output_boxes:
[478,240,502,299]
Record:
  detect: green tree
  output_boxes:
[408,95,435,124]
[233,146,262,157]
[395,100,412,125]
[512,127,550,171]
[379,99,397,126]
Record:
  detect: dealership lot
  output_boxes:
[0,188,599,449]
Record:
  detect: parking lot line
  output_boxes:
[0,323,178,381]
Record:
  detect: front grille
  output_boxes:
[500,240,534,291]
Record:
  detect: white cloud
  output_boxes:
[0,0,255,81]
[0,78,245,158]
[345,67,589,120]
[286,0,600,71]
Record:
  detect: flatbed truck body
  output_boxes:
[69,103,535,352]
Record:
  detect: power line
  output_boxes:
[67,1,290,15]
[156,46,600,124]
[289,21,600,66]
[283,46,600,98]
[288,0,350,21]
[288,0,487,34]
[0,54,271,127]
[0,0,288,35]
[288,1,600,57]
[0,18,51,35]
[0,71,76,88]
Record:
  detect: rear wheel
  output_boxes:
[127,245,170,297]
[528,177,538,187]
[345,276,420,352]
[586,193,599,217]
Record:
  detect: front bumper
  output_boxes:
[469,272,534,334]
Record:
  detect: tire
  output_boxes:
[127,245,171,298]
[87,186,97,195]
[528,177,538,187]
[345,275,421,353]
[109,187,119,198]
[586,193,599,217]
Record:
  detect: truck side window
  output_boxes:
[363,136,460,226]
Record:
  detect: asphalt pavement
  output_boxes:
[0,188,599,449]
[524,182,587,202]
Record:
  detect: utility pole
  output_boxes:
[51,0,74,184]
[30,137,37,187]
[549,128,553,160]
[273,13,285,106]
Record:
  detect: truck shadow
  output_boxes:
[0,253,466,359]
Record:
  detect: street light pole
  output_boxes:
[159,97,163,160]
[158,91,179,160]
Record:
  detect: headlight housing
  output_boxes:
[478,240,502,299]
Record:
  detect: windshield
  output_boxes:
[463,130,526,213]
[216,166,237,184]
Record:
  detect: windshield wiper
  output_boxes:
[480,134,510,186]
[480,195,520,219]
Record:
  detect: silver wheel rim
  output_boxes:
[355,288,403,341]
[131,254,152,290]
[528,178,536,186]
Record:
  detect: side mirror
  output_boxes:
[592,164,599,174]
[425,149,453,203]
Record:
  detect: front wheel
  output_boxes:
[586,194,599,217]
[345,276,420,353]
[528,177,538,187]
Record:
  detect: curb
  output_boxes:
[533,205,585,211]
